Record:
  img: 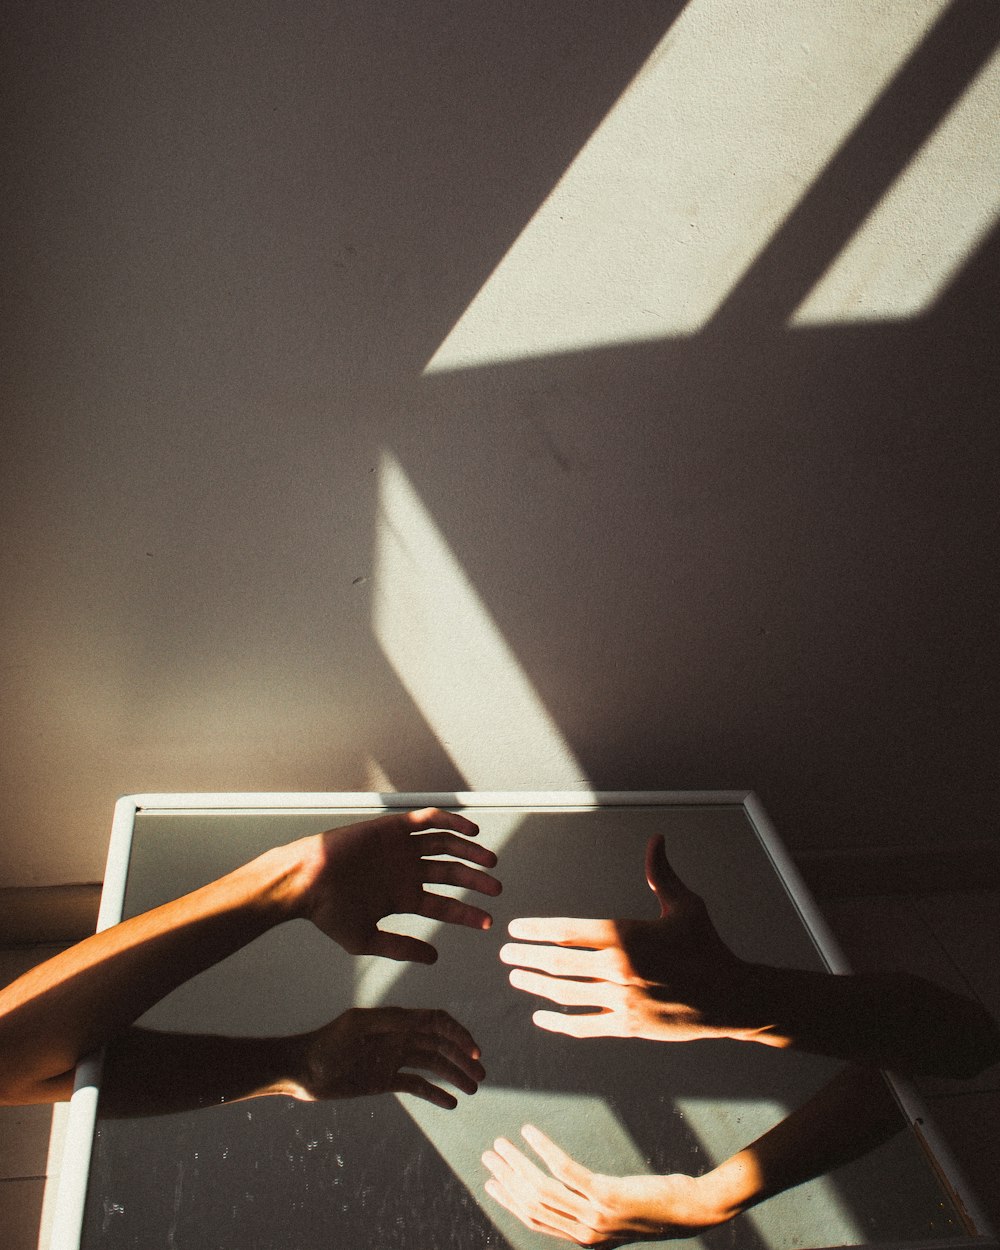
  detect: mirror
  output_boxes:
[73,801,974,1249]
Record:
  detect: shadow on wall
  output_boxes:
[381,0,1000,851]
[1,0,998,879]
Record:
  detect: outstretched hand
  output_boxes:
[294,1006,485,1110]
[499,835,742,1043]
[289,808,501,963]
[483,1124,719,1245]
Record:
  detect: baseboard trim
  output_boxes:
[0,885,102,945]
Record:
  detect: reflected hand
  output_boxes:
[290,808,502,962]
[483,1125,719,1245]
[293,1006,485,1110]
[500,835,742,1042]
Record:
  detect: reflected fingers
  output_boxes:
[484,1176,577,1242]
[487,1137,577,1217]
[521,1125,593,1193]
[483,1135,599,1244]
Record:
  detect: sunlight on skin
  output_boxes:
[368,459,798,1246]
[423,1,944,373]
[368,455,699,1242]
[673,1098,865,1248]
[399,1087,652,1250]
[365,451,588,1002]
[792,44,1000,326]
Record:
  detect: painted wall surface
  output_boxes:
[2,0,998,885]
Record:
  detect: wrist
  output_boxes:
[271,1032,313,1100]
[611,1172,732,1235]
[710,960,794,1049]
[241,837,326,927]
[696,1150,766,1222]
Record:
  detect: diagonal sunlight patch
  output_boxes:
[423,0,944,374]
[372,452,588,792]
[399,1087,652,1250]
[791,43,1000,326]
[358,451,589,1006]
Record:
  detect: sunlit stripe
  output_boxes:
[372,452,588,792]
[423,1,943,373]
[792,44,1000,326]
[358,452,588,1005]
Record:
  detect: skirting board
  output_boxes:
[0,885,102,946]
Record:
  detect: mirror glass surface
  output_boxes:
[79,803,968,1249]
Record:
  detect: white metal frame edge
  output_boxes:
[47,790,997,1249]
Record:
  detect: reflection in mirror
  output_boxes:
[55,804,991,1249]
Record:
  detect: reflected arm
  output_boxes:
[99,1007,485,1117]
[0,809,498,1105]
[483,1065,904,1244]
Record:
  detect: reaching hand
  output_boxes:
[293,1006,485,1110]
[499,835,742,1042]
[289,808,502,963]
[483,1125,719,1245]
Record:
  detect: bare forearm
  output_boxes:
[698,1064,902,1222]
[0,843,306,1103]
[98,1028,300,1117]
[482,1067,905,1242]
[724,962,1000,1079]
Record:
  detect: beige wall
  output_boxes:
[2,0,998,886]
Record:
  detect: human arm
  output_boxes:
[500,835,999,1079]
[0,808,500,1104]
[98,1006,485,1117]
[482,1064,903,1245]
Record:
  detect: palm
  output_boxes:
[297,808,501,963]
[500,835,741,1042]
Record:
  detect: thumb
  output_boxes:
[644,835,690,915]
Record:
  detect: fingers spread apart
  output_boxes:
[422,857,502,896]
[414,829,498,870]
[482,1128,608,1246]
[377,1007,485,1107]
[508,968,615,1011]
